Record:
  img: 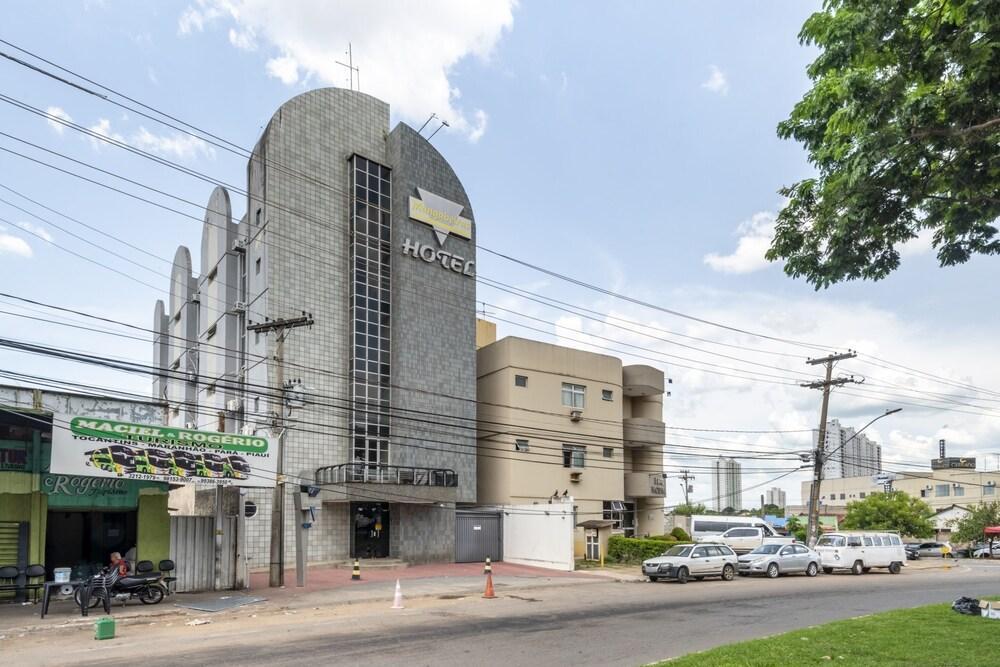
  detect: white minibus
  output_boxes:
[814,531,906,575]
[689,515,776,540]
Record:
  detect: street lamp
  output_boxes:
[807,408,902,545]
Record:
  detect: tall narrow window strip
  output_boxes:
[349,155,392,473]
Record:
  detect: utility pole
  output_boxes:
[248,314,314,588]
[678,470,695,507]
[802,351,859,546]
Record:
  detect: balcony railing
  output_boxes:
[316,463,458,488]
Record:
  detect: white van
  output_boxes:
[688,515,775,540]
[814,531,906,575]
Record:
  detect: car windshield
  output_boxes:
[662,546,693,558]
[751,544,782,555]
[817,536,845,547]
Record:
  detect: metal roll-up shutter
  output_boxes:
[455,511,502,563]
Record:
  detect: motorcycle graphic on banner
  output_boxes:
[51,415,276,488]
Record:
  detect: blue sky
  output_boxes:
[2,1,997,504]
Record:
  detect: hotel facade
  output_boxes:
[153,88,478,567]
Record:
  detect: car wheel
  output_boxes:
[722,564,735,581]
[852,560,864,575]
[862,567,872,573]
[766,563,779,579]
[889,562,902,575]
[806,562,819,577]
[676,567,689,584]
[979,553,988,559]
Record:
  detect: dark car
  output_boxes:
[904,543,921,560]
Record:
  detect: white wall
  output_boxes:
[502,502,575,571]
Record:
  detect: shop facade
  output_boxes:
[0,386,171,591]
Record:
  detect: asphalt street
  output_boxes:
[8,562,1000,666]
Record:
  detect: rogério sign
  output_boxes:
[50,415,275,488]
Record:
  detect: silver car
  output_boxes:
[642,543,738,583]
[737,542,821,578]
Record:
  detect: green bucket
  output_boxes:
[94,616,115,641]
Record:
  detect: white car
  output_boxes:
[642,543,738,583]
[973,544,1000,558]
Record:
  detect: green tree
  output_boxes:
[673,503,707,516]
[785,516,808,542]
[769,0,1000,288]
[762,504,784,517]
[949,501,1000,554]
[840,491,935,537]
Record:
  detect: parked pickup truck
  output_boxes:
[697,526,794,554]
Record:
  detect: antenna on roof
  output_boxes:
[417,113,437,135]
[335,43,360,91]
[427,119,450,141]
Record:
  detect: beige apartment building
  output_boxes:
[803,468,1000,511]
[476,334,667,557]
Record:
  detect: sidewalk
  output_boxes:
[0,561,599,636]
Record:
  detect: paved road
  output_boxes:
[9,562,1000,666]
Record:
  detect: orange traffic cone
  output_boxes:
[482,572,496,599]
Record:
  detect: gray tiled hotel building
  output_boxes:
[154,88,477,566]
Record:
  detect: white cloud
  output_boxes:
[87,118,125,150]
[45,106,73,134]
[16,221,53,243]
[0,228,33,258]
[228,27,256,51]
[899,228,935,257]
[132,126,216,160]
[701,65,729,95]
[265,55,299,85]
[704,212,776,274]
[177,0,515,141]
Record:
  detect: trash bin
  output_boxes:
[94,617,115,640]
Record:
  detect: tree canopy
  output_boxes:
[949,501,1000,546]
[769,0,1000,288]
[840,491,935,537]
[672,503,708,516]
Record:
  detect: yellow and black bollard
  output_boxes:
[352,558,361,581]
[484,557,492,575]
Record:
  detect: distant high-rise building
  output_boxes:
[711,457,742,511]
[765,486,787,509]
[815,419,882,479]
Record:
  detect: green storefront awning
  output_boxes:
[42,473,168,509]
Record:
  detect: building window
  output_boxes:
[349,154,392,471]
[603,447,613,458]
[602,389,613,401]
[255,208,261,226]
[254,396,260,412]
[920,489,927,498]
[207,266,218,283]
[514,439,529,452]
[839,493,845,500]
[514,374,528,387]
[954,485,965,497]
[935,484,950,497]
[859,492,866,498]
[206,323,217,340]
[986,485,996,496]
[562,444,586,468]
[561,383,585,409]
[255,257,261,275]
[205,384,215,397]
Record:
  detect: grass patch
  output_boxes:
[653,602,998,666]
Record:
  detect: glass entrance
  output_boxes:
[351,502,390,559]
[45,510,137,579]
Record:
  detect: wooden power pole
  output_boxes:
[802,351,859,545]
[248,314,313,588]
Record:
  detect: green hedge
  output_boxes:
[669,527,691,542]
[607,536,676,563]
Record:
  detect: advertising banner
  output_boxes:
[51,415,276,488]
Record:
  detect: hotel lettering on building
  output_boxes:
[153,89,476,565]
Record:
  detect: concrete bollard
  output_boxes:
[484,556,492,575]
[352,559,361,581]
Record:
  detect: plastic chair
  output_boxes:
[158,559,177,595]
[0,565,19,597]
[23,565,46,602]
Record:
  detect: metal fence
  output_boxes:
[168,516,236,592]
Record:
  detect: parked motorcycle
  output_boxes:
[75,567,166,608]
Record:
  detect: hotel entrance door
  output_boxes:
[351,503,389,558]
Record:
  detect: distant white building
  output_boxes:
[711,457,742,511]
[816,419,882,479]
[765,486,787,509]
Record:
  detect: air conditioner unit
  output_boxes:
[226,398,243,413]
[233,301,248,313]
[569,410,583,422]
[570,471,583,483]
[232,238,248,251]
[240,423,255,436]
[184,422,198,430]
